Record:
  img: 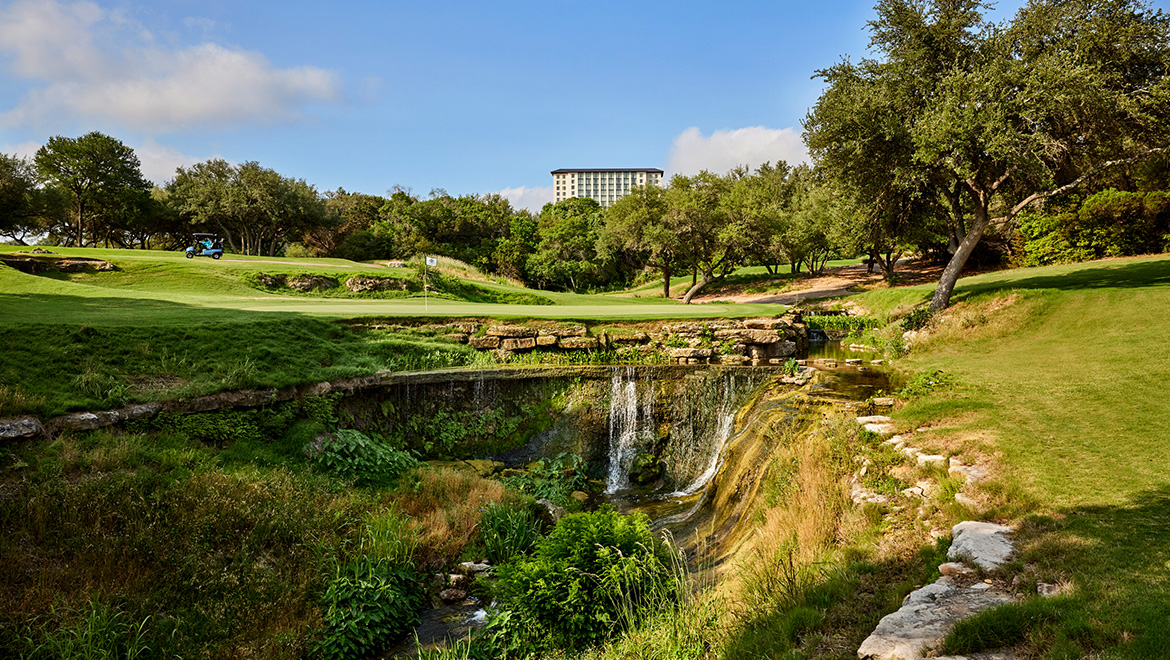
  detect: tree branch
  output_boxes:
[1006,147,1168,219]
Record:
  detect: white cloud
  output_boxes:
[496,185,554,213]
[0,0,342,132]
[666,126,809,178]
[135,138,209,184]
[4,137,212,185]
[2,141,43,160]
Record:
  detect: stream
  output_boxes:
[400,341,892,654]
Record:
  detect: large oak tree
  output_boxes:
[806,0,1170,309]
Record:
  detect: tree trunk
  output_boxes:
[75,199,85,247]
[662,264,672,299]
[931,195,991,310]
[681,271,719,304]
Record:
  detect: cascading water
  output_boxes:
[674,373,737,495]
[605,366,655,493]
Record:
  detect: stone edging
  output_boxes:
[0,363,791,442]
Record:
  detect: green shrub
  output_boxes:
[900,307,934,331]
[804,315,881,333]
[502,453,587,508]
[493,507,683,650]
[314,558,423,660]
[480,501,541,565]
[312,429,419,487]
[897,369,954,399]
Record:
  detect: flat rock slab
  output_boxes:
[948,521,1014,571]
[857,577,1012,660]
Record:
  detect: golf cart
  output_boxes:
[186,233,224,259]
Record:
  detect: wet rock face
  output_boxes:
[628,452,664,485]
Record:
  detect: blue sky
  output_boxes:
[1,0,1162,210]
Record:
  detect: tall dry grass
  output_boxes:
[391,468,508,567]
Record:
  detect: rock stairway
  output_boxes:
[857,522,1017,660]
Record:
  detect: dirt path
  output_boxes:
[693,260,946,305]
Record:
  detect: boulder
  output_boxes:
[608,331,648,345]
[667,347,712,359]
[872,397,896,407]
[559,336,600,350]
[457,561,492,575]
[500,337,536,351]
[0,416,43,440]
[743,317,791,330]
[535,498,566,526]
[856,577,1012,660]
[486,325,536,338]
[536,335,558,347]
[445,333,469,343]
[948,521,1014,572]
[287,275,337,291]
[439,588,468,602]
[917,454,947,469]
[538,325,587,338]
[469,336,500,350]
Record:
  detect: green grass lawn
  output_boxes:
[0,245,787,326]
[847,254,1170,658]
[0,246,793,417]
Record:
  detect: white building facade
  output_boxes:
[550,168,665,207]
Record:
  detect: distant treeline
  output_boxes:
[3,129,1169,301]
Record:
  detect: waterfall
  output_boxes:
[605,367,653,493]
[675,373,738,495]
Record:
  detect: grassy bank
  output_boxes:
[843,254,1170,657]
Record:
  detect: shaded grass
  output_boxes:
[0,318,478,417]
[849,255,1170,656]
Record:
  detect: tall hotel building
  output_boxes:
[550,168,665,207]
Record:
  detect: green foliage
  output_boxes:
[493,507,683,651]
[479,500,541,565]
[804,314,881,333]
[1019,190,1170,266]
[897,369,954,399]
[782,358,800,376]
[128,405,297,447]
[312,429,419,487]
[404,407,523,458]
[502,453,587,508]
[314,558,423,660]
[18,598,152,660]
[899,306,934,331]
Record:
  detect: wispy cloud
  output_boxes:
[3,136,212,185]
[496,185,554,213]
[666,126,809,177]
[0,0,342,132]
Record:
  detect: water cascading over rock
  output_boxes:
[604,367,765,494]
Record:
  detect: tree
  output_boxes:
[34,132,150,247]
[0,154,55,244]
[807,0,1170,309]
[169,159,328,256]
[667,171,742,304]
[599,183,680,298]
[527,197,611,292]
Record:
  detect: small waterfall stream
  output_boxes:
[605,367,656,493]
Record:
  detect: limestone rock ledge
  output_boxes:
[857,521,1016,660]
[856,578,1012,660]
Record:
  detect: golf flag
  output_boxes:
[425,256,438,267]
